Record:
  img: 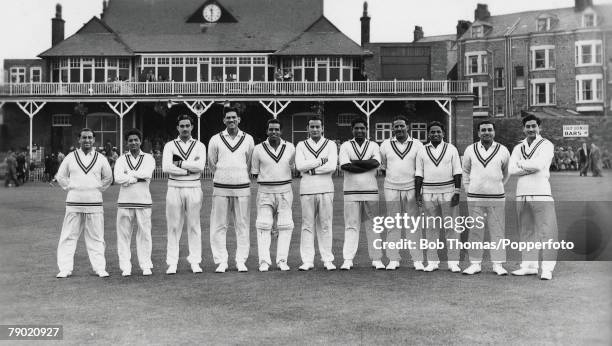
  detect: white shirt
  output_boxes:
[379,136,424,190]
[114,150,156,208]
[208,129,255,197]
[462,141,510,200]
[295,137,337,195]
[339,139,381,201]
[416,141,462,194]
[162,136,207,187]
[251,139,295,193]
[509,135,554,197]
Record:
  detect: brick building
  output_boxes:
[458,0,612,118]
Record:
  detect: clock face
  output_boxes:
[202,4,221,22]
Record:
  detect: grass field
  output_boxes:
[1,173,611,345]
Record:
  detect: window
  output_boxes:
[253,57,266,65]
[495,104,504,117]
[9,67,26,83]
[465,52,487,75]
[537,18,551,32]
[514,66,525,88]
[375,123,392,142]
[473,82,489,108]
[86,113,117,146]
[30,67,42,83]
[143,57,155,65]
[531,79,556,105]
[576,74,603,103]
[337,113,357,126]
[575,41,602,66]
[52,114,71,127]
[471,26,484,38]
[583,13,596,28]
[494,68,504,88]
[410,123,427,142]
[531,46,555,70]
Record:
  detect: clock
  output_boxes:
[202,4,221,22]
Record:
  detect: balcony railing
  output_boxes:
[0,80,471,97]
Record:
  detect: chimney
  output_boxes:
[474,3,490,22]
[413,26,424,42]
[456,20,471,39]
[101,0,108,18]
[51,3,65,46]
[575,0,593,12]
[360,1,370,46]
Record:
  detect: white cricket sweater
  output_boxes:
[379,136,424,191]
[339,139,380,201]
[251,139,295,194]
[162,137,207,188]
[114,151,156,208]
[509,135,554,198]
[462,141,510,201]
[55,149,113,213]
[416,142,462,194]
[208,129,255,197]
[295,137,337,195]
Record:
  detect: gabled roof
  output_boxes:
[39,17,132,57]
[461,4,612,40]
[273,17,366,56]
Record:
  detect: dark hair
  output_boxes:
[267,118,282,130]
[79,128,95,137]
[350,117,367,128]
[427,121,445,133]
[307,116,323,126]
[522,114,541,126]
[478,120,495,131]
[176,114,194,126]
[392,116,409,125]
[125,128,143,141]
[224,107,239,116]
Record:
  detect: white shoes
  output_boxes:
[259,263,270,272]
[540,271,553,280]
[121,270,131,277]
[215,262,228,273]
[413,261,425,271]
[492,263,508,276]
[448,263,461,273]
[277,261,290,271]
[166,265,177,275]
[423,262,439,272]
[56,271,72,278]
[386,261,400,270]
[511,267,538,276]
[324,261,336,271]
[299,263,314,271]
[340,260,353,270]
[142,268,153,276]
[237,262,248,272]
[97,270,110,278]
[372,260,385,270]
[462,263,481,275]
[191,264,203,273]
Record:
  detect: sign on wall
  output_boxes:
[563,125,589,137]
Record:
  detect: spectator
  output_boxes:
[274,68,283,82]
[15,151,26,185]
[50,153,60,185]
[44,154,52,182]
[602,148,611,169]
[578,141,590,176]
[4,149,19,187]
[590,143,603,177]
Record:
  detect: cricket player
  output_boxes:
[462,121,510,276]
[509,115,558,280]
[114,128,156,276]
[295,116,338,271]
[55,128,112,278]
[379,116,425,270]
[339,117,383,270]
[415,121,463,273]
[208,108,255,273]
[251,119,295,272]
[162,114,206,274]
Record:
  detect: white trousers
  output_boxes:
[166,187,203,266]
[422,192,460,265]
[57,212,106,273]
[210,196,250,265]
[467,201,506,264]
[384,188,423,262]
[516,196,558,272]
[300,193,334,264]
[343,200,382,261]
[116,208,153,272]
[256,191,294,265]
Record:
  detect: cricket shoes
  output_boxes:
[237,262,248,272]
[56,271,72,278]
[277,261,290,271]
[372,261,385,270]
[413,261,425,271]
[423,262,439,272]
[448,263,461,273]
[386,261,400,270]
[97,270,110,278]
[462,263,481,275]
[142,269,153,276]
[492,263,508,276]
[191,264,203,274]
[340,260,353,270]
[166,265,177,275]
[121,270,132,277]
[215,263,228,273]
[511,267,538,276]
[298,263,314,271]
[324,261,336,271]
[259,263,270,272]
[540,271,553,280]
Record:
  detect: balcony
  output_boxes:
[0,80,472,100]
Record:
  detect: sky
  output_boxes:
[0,0,602,79]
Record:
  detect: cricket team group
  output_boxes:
[54,108,559,280]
